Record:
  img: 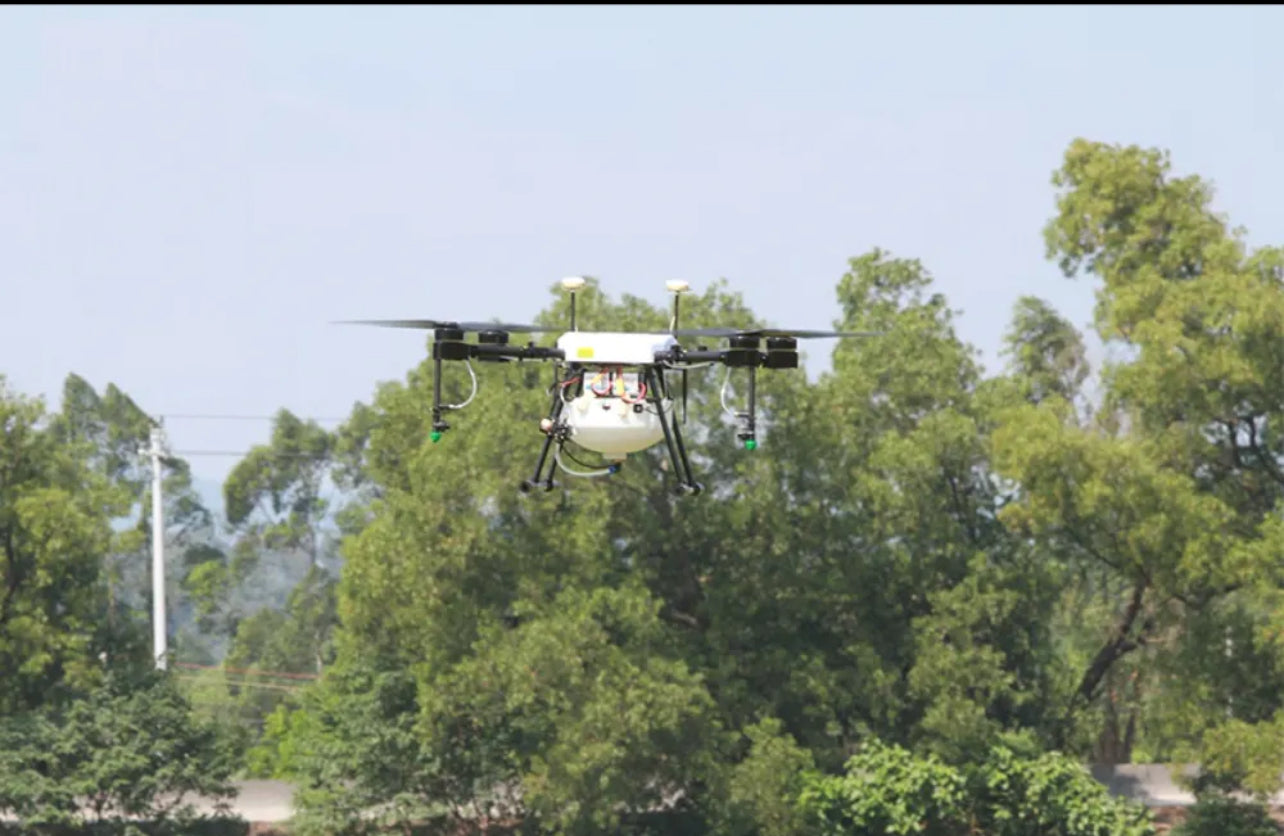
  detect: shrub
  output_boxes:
[796,738,1156,836]
[1172,796,1279,836]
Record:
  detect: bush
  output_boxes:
[796,738,1156,836]
[1172,796,1279,836]
[0,667,243,831]
[970,746,1156,836]
[796,739,970,836]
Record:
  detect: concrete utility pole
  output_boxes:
[143,423,168,669]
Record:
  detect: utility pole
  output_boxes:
[142,423,168,669]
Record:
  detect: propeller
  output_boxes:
[663,326,884,339]
[333,319,563,334]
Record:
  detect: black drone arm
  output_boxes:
[654,337,795,451]
[465,343,566,362]
[653,334,797,370]
[654,348,725,365]
[429,333,565,439]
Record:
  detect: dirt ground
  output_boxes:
[241,807,1284,835]
[1149,805,1284,833]
[243,822,522,835]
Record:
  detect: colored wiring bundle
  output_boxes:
[586,367,647,403]
[560,367,648,404]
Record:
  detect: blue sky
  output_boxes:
[3,5,1282,503]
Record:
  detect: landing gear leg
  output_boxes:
[646,368,702,495]
[521,382,567,493]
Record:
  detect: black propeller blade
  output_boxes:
[663,326,884,339]
[333,319,563,334]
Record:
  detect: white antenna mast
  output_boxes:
[141,422,168,669]
[562,276,587,331]
[666,279,691,330]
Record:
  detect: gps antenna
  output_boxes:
[667,280,692,422]
[562,276,587,331]
[666,279,690,331]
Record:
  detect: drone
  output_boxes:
[337,278,878,496]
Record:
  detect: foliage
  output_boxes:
[52,373,220,649]
[1038,136,1284,772]
[720,716,816,836]
[255,658,455,836]
[226,565,338,678]
[797,739,969,835]
[430,582,725,835]
[970,746,1155,836]
[265,244,1190,830]
[223,409,336,570]
[1171,796,1279,836]
[1183,714,1284,801]
[0,376,137,714]
[208,565,338,759]
[0,666,242,831]
[1000,295,1092,425]
[796,739,1155,836]
[13,133,1284,832]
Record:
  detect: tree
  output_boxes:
[48,373,225,667]
[796,738,1155,836]
[216,564,338,758]
[255,140,1284,827]
[0,375,243,830]
[0,376,133,713]
[1000,295,1091,413]
[273,264,1105,830]
[52,375,216,587]
[188,407,343,662]
[755,250,1066,764]
[720,717,816,836]
[0,665,241,831]
[226,565,337,677]
[224,409,337,572]
[1026,137,1284,770]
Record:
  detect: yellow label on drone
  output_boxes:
[576,346,595,359]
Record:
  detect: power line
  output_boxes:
[175,661,318,681]
[170,449,334,460]
[159,413,350,423]
[175,674,303,694]
[153,412,365,460]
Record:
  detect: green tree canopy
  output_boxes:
[0,376,137,713]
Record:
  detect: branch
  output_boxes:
[942,467,979,545]
[1245,416,1284,487]
[1058,579,1151,746]
[1057,521,1126,576]
[1221,419,1247,470]
[0,526,26,629]
[663,608,703,631]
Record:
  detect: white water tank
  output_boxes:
[564,392,669,457]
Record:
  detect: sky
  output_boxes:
[3,5,1282,507]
